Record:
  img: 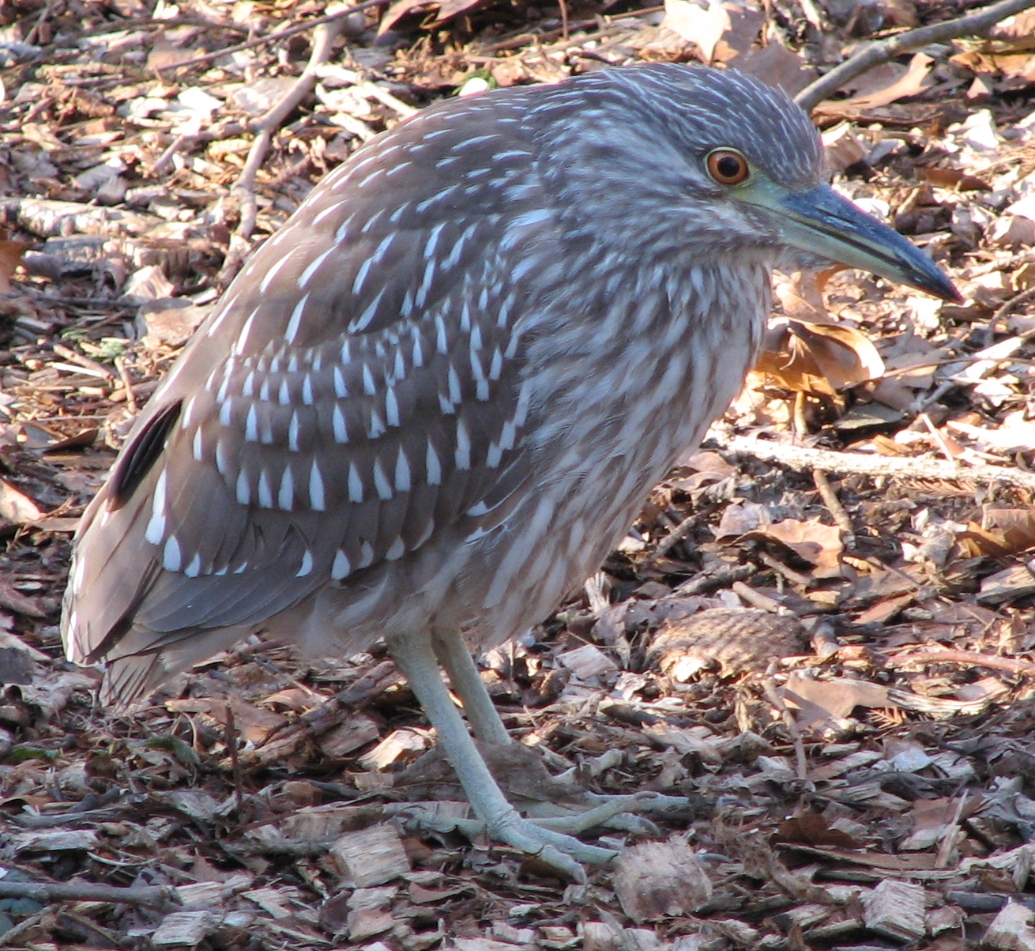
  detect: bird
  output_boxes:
[62,64,958,880]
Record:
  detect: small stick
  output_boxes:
[813,469,855,548]
[762,667,808,782]
[52,344,115,380]
[156,1,378,75]
[759,550,812,587]
[0,880,178,910]
[985,285,1035,345]
[935,794,971,868]
[223,17,349,282]
[733,581,791,615]
[113,356,138,414]
[646,512,697,564]
[793,391,809,438]
[711,432,1035,493]
[225,702,245,814]
[795,0,1035,111]
[883,647,1035,676]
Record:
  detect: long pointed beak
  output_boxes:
[742,182,961,303]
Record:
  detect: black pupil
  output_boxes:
[716,155,742,179]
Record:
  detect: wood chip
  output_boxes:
[13,830,98,852]
[556,643,617,680]
[613,837,712,922]
[985,902,1035,951]
[317,713,382,758]
[862,880,926,942]
[151,910,222,947]
[330,825,411,887]
[357,729,428,770]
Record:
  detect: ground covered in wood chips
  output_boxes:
[2,0,1035,947]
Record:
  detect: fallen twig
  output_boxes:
[222,17,350,283]
[884,647,1035,676]
[987,285,1035,343]
[763,667,808,781]
[813,469,855,548]
[157,1,378,75]
[711,432,1035,493]
[113,355,138,414]
[795,0,1035,112]
[0,880,179,910]
[646,512,697,564]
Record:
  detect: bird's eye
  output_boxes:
[705,148,750,186]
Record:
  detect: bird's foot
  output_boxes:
[396,803,617,881]
[394,792,687,881]
[525,791,690,836]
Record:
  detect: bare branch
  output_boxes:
[711,432,1035,493]
[796,0,1035,112]
[0,880,179,910]
[221,18,351,284]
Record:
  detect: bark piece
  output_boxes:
[862,879,926,942]
[985,902,1035,951]
[613,836,712,922]
[151,910,221,947]
[331,824,411,886]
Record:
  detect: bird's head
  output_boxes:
[536,65,959,303]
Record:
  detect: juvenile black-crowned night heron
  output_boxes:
[63,64,957,879]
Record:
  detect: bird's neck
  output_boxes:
[522,255,771,468]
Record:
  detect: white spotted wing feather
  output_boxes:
[62,95,547,700]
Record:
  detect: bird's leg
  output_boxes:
[430,629,511,746]
[388,630,617,880]
[427,629,688,839]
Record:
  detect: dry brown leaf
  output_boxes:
[951,50,1035,83]
[0,478,45,523]
[775,270,830,321]
[746,517,844,578]
[987,508,1035,551]
[822,123,868,172]
[923,167,991,192]
[715,503,842,576]
[946,413,1035,454]
[783,674,897,731]
[755,318,885,395]
[882,0,919,27]
[959,508,1035,558]
[379,0,484,33]
[0,238,32,293]
[164,696,287,745]
[146,38,200,72]
[987,9,1035,47]
[855,591,915,625]
[773,813,862,849]
[430,0,490,23]
[900,795,983,850]
[727,40,817,96]
[671,450,738,490]
[0,579,47,620]
[710,2,767,64]
[715,499,770,539]
[839,52,935,109]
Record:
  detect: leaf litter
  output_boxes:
[2,0,1035,947]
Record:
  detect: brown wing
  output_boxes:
[62,93,554,694]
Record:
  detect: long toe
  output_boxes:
[525,792,690,836]
[397,804,617,881]
[475,810,619,882]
